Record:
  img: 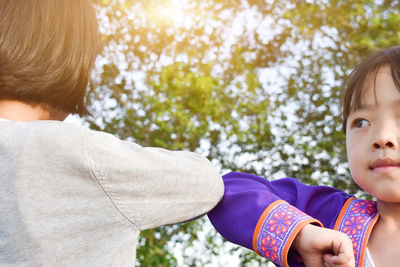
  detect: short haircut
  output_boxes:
[342,46,400,133]
[0,0,100,116]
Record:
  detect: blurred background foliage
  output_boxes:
[86,0,400,265]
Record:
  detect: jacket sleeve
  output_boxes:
[84,128,224,230]
[207,172,351,267]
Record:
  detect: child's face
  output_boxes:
[346,66,400,202]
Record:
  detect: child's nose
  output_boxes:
[371,120,399,150]
[372,137,398,150]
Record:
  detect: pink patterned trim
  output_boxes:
[336,199,379,267]
[253,200,321,267]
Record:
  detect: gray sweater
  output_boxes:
[0,119,224,266]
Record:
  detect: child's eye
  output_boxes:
[352,118,370,128]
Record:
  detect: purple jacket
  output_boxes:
[208,172,379,267]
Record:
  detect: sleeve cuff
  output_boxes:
[252,200,322,267]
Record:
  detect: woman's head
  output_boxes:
[0,0,100,116]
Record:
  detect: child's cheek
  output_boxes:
[346,136,363,180]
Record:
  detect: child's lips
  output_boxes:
[370,158,400,172]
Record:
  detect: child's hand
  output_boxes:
[292,224,355,267]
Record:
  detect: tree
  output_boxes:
[88,0,400,265]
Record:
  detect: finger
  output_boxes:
[324,261,355,267]
[324,253,355,267]
[302,255,325,267]
[325,253,352,264]
[330,234,354,264]
[324,254,335,267]
[324,258,333,267]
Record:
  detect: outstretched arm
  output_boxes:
[208,172,352,267]
[85,128,224,230]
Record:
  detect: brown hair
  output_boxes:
[342,46,400,132]
[0,0,100,116]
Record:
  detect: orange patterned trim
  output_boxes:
[334,198,379,267]
[359,213,379,267]
[252,200,285,253]
[333,197,355,230]
[252,200,322,267]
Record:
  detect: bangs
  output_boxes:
[342,46,400,133]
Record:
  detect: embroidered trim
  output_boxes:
[252,200,322,267]
[334,198,379,267]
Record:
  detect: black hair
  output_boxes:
[342,46,400,132]
[0,0,100,116]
